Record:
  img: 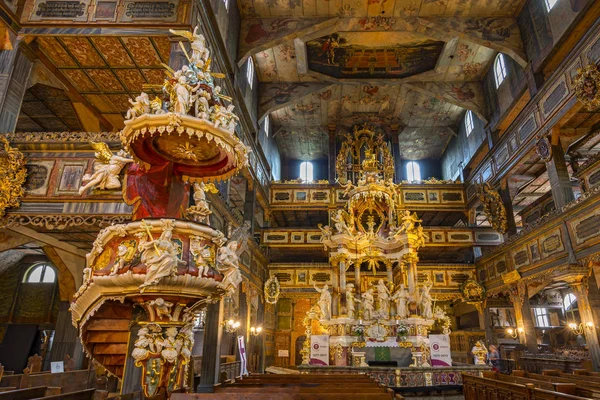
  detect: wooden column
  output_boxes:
[545,137,575,209]
[390,129,402,183]
[197,301,224,393]
[509,285,537,353]
[482,307,495,345]
[244,184,256,236]
[498,179,517,236]
[354,263,361,296]
[0,36,34,133]
[525,65,545,97]
[571,282,600,371]
[328,125,337,184]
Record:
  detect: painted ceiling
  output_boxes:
[247,0,526,161]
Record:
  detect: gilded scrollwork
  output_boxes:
[0,137,26,218]
[476,182,508,234]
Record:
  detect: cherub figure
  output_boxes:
[318,224,332,248]
[332,209,353,235]
[126,92,150,120]
[79,143,133,195]
[148,298,174,321]
[396,210,422,235]
[190,235,211,277]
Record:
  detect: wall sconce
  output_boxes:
[250,326,263,336]
[506,327,524,339]
[221,319,241,334]
[568,321,594,336]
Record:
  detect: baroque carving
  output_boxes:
[0,214,130,230]
[476,183,508,234]
[264,275,281,304]
[79,142,134,195]
[0,137,26,218]
[574,64,600,110]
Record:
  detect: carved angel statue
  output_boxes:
[392,284,410,319]
[111,244,129,276]
[216,240,242,295]
[314,283,332,320]
[169,26,210,65]
[169,71,201,115]
[346,283,356,319]
[415,225,426,248]
[318,224,332,248]
[374,279,390,318]
[79,143,133,195]
[395,210,422,235]
[139,227,183,289]
[361,288,375,320]
[339,179,355,197]
[210,104,239,132]
[332,209,353,235]
[126,92,150,120]
[194,89,212,119]
[147,298,174,321]
[420,282,434,319]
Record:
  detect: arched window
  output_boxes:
[494,54,507,88]
[545,0,558,11]
[465,110,474,137]
[264,115,270,137]
[246,57,254,90]
[563,293,577,311]
[406,161,421,182]
[299,161,313,183]
[24,263,56,283]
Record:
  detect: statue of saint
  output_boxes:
[392,284,409,319]
[374,279,390,318]
[346,283,355,319]
[420,283,434,319]
[314,283,332,320]
[216,240,242,295]
[361,288,375,320]
[139,228,181,289]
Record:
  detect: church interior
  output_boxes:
[1,0,600,399]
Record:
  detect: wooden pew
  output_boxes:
[32,388,106,400]
[482,371,578,396]
[0,387,47,400]
[463,374,590,400]
[512,370,600,398]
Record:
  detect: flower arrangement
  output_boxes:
[396,323,409,341]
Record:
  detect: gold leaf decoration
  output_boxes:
[476,182,507,234]
[0,137,26,218]
[574,64,600,111]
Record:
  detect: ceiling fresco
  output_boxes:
[246,0,527,162]
[306,33,445,79]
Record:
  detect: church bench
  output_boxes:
[31,388,106,400]
[463,374,590,400]
[511,371,600,398]
[213,386,390,393]
[483,371,578,395]
[0,387,47,400]
[172,393,395,400]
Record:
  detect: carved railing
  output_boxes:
[269,182,466,210]
[476,188,600,289]
[262,227,502,247]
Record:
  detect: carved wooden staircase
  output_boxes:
[80,301,132,378]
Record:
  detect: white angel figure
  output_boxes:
[79,143,133,195]
[216,240,242,294]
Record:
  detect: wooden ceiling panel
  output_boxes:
[37,37,77,67]
[114,69,146,92]
[85,69,124,92]
[121,37,163,67]
[62,69,99,92]
[59,37,106,67]
[90,37,135,67]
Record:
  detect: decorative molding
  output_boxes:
[0,137,27,218]
[5,131,121,143]
[0,214,130,230]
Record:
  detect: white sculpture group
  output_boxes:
[313,279,435,323]
[124,26,240,133]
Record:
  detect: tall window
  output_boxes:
[406,161,421,182]
[264,115,270,137]
[465,110,474,137]
[299,161,313,182]
[246,58,254,90]
[563,292,579,322]
[24,263,56,283]
[223,0,229,11]
[494,54,507,88]
[533,308,551,327]
[545,0,558,11]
